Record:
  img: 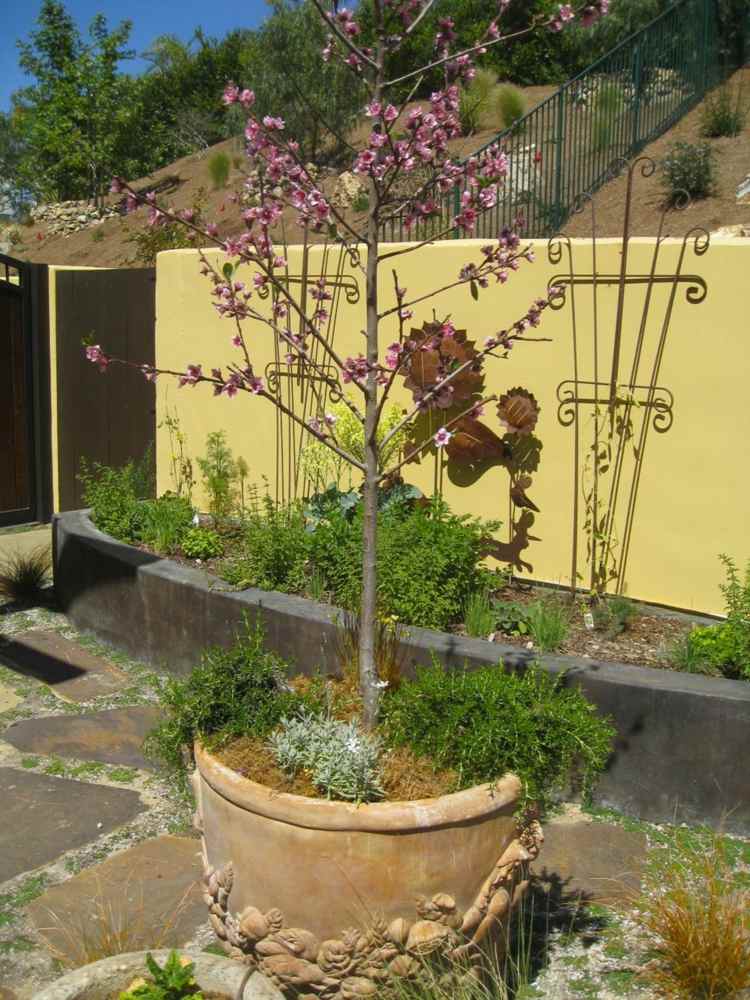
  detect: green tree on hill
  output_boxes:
[12,0,136,204]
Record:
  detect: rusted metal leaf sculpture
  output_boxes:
[444,417,509,464]
[402,322,484,408]
[497,388,540,435]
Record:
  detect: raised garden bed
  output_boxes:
[54,509,750,835]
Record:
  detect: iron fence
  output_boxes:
[381,0,747,242]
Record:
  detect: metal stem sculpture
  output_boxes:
[262,229,361,504]
[547,156,709,597]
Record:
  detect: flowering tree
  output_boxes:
[89,0,608,727]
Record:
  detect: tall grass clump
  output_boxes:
[637,830,750,998]
[525,598,569,652]
[458,68,498,134]
[0,545,51,605]
[495,84,526,130]
[592,81,624,152]
[207,149,231,189]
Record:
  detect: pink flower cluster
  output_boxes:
[85,345,109,372]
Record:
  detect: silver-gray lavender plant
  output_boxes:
[268,710,384,802]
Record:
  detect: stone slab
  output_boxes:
[0,630,128,702]
[0,767,144,882]
[3,706,159,771]
[0,988,18,1000]
[27,836,207,957]
[0,680,21,713]
[532,818,646,906]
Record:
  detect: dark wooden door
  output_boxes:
[0,255,32,522]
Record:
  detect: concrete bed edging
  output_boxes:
[53,509,750,835]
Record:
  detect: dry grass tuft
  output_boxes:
[37,874,194,968]
[637,831,750,999]
[0,544,51,605]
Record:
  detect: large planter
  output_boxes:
[32,949,281,1000]
[193,744,542,998]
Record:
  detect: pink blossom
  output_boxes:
[434,427,453,448]
[365,101,382,118]
[141,365,158,382]
[324,412,337,427]
[178,364,203,387]
[239,89,255,108]
[85,345,110,372]
[222,82,240,105]
[385,342,403,370]
[262,115,285,131]
[248,376,264,394]
[383,104,399,123]
[110,177,123,194]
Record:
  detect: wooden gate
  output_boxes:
[0,253,50,526]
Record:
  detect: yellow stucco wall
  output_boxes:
[155,238,750,616]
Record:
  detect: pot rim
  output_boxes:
[195,742,521,833]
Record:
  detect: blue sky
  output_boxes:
[1,0,270,111]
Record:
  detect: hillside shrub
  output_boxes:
[661,141,715,203]
[700,84,747,138]
[458,68,497,134]
[495,84,526,130]
[382,663,615,809]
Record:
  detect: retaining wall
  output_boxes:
[54,509,750,834]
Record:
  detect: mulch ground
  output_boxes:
[467,582,696,669]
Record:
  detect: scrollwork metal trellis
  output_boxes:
[547,156,710,596]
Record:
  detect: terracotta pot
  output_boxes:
[32,949,281,1000]
[193,743,542,990]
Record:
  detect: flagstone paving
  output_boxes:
[1,597,746,1000]
[0,680,21,714]
[0,630,129,703]
[4,706,159,771]
[534,815,647,905]
[0,768,145,883]
[26,835,206,959]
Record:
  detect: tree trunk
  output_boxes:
[359,175,381,731]
[359,33,384,731]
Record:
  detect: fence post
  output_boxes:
[631,42,643,151]
[701,0,711,93]
[552,88,565,233]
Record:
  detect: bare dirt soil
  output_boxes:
[9,84,559,269]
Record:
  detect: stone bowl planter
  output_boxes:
[32,949,281,1000]
[193,744,543,999]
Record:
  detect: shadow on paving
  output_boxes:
[0,629,128,702]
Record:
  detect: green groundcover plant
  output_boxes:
[146,620,615,810]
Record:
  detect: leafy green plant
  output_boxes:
[458,68,497,134]
[123,189,208,266]
[143,619,308,780]
[0,545,51,604]
[206,149,231,190]
[700,83,747,138]
[137,493,194,555]
[661,141,716,204]
[352,189,370,213]
[120,950,203,1000]
[310,499,494,630]
[525,598,569,652]
[221,495,310,593]
[79,459,141,543]
[197,430,237,520]
[464,589,496,638]
[495,83,526,130]
[493,599,530,638]
[269,710,383,802]
[181,526,223,560]
[382,663,615,810]
[717,553,750,678]
[592,594,637,638]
